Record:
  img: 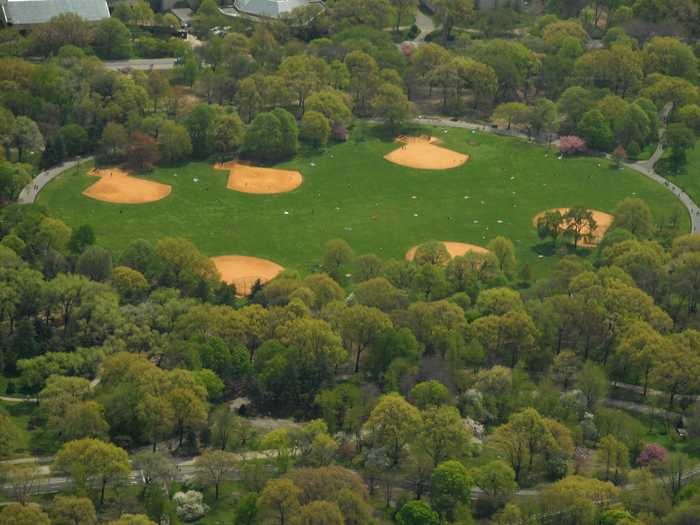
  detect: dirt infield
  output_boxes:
[533,208,614,246]
[83,168,172,204]
[211,255,285,296]
[214,162,303,194]
[405,241,489,262]
[384,136,470,170]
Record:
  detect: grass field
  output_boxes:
[38,127,690,277]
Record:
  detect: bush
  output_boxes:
[300,111,331,148]
[173,491,209,521]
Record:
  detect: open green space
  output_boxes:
[38,127,690,276]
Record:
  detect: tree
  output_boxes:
[540,476,619,525]
[559,136,586,155]
[431,460,473,521]
[416,405,470,466]
[68,225,96,255]
[99,123,128,162]
[0,503,51,525]
[195,450,238,500]
[213,112,245,159]
[50,496,97,525]
[487,237,516,276]
[76,246,113,282]
[300,111,330,149]
[410,380,451,409]
[257,478,301,525]
[363,393,421,467]
[413,241,450,266]
[13,116,44,162]
[111,266,149,303]
[52,438,130,506]
[321,239,354,282]
[58,124,89,157]
[294,501,344,525]
[489,408,559,482]
[433,0,475,42]
[185,105,217,159]
[642,37,697,80]
[473,460,517,509]
[650,332,700,409]
[0,411,21,457]
[372,83,413,132]
[678,104,700,134]
[396,500,440,525]
[576,361,608,410]
[306,89,352,127]
[563,207,597,249]
[107,516,156,525]
[340,304,392,373]
[93,18,132,59]
[158,121,192,164]
[136,394,174,451]
[492,102,531,130]
[278,54,327,115]
[243,112,282,161]
[272,108,299,159]
[596,435,629,484]
[578,109,613,151]
[132,451,177,496]
[529,98,559,140]
[664,123,695,162]
[537,209,564,246]
[127,131,159,172]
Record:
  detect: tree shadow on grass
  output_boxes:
[530,241,594,259]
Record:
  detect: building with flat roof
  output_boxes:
[0,0,110,28]
[233,0,323,18]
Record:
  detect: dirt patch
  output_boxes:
[83,168,171,204]
[384,135,469,170]
[211,255,285,296]
[214,161,303,194]
[405,241,489,262]
[533,208,614,247]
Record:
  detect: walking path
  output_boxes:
[17,157,93,205]
[414,8,435,44]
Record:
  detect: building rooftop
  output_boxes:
[1,0,110,26]
[232,0,316,18]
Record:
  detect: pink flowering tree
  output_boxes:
[636,443,668,468]
[559,135,586,156]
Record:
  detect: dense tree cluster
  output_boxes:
[4,0,700,523]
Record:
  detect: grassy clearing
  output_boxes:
[38,127,689,278]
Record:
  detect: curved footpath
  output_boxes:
[18,157,93,205]
[414,114,700,234]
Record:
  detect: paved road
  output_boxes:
[414,8,435,44]
[0,395,36,403]
[103,58,177,71]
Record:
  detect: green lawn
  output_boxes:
[38,127,690,277]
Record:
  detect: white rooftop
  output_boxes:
[0,0,109,25]
[233,0,312,18]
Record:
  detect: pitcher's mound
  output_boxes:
[83,168,171,204]
[211,255,285,296]
[405,241,489,262]
[214,162,303,194]
[385,136,469,170]
[533,208,614,246]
